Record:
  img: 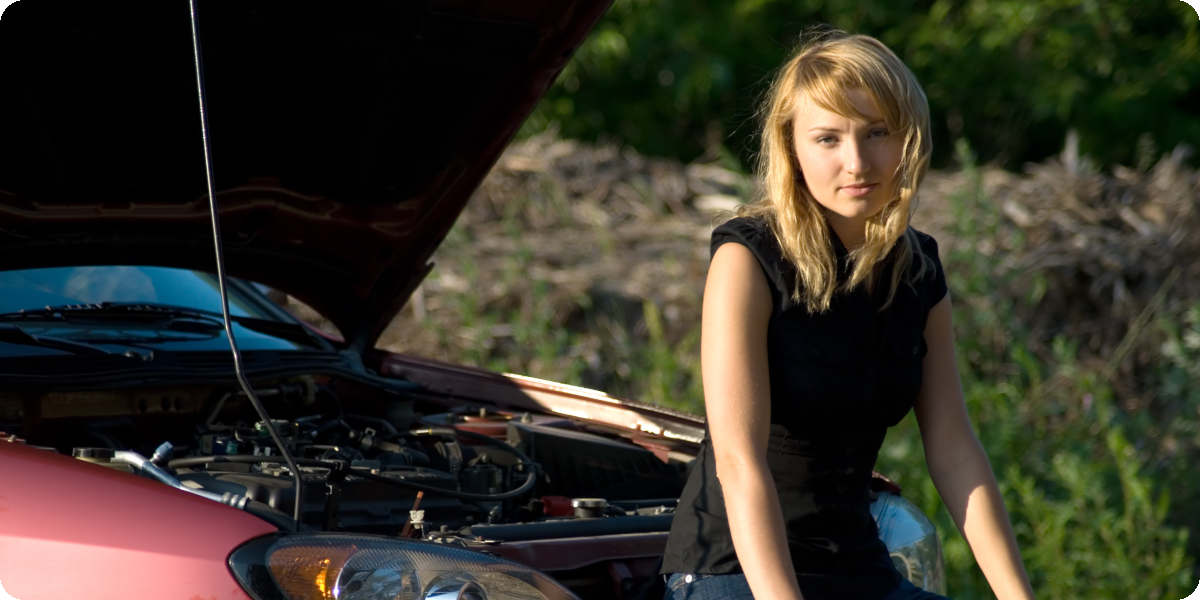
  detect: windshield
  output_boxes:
[0,266,270,318]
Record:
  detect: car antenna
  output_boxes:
[187,0,303,530]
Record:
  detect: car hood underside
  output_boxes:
[0,0,609,349]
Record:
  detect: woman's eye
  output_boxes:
[869,128,890,138]
[816,136,837,145]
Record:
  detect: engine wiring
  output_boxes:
[166,425,541,502]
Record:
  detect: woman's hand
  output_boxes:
[915,294,1035,600]
[702,242,806,600]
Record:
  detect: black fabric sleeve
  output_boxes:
[709,217,789,311]
[913,229,948,313]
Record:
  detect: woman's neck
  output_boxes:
[824,212,865,250]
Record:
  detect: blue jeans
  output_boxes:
[663,572,950,600]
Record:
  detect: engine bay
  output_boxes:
[1,374,687,537]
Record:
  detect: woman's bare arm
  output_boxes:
[702,243,805,600]
[914,294,1035,600]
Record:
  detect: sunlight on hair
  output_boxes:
[739,29,933,313]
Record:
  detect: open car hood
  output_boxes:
[0,0,609,350]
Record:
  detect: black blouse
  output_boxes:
[661,216,948,599]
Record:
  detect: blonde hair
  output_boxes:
[740,29,933,313]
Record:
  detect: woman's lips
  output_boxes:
[840,183,878,197]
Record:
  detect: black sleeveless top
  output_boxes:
[661,216,948,599]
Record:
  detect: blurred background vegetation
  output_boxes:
[371,2,1200,598]
[523,0,1200,171]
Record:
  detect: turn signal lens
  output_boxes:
[268,546,357,600]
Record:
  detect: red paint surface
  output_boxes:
[540,496,574,518]
[0,443,277,600]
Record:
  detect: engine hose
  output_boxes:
[169,454,338,471]
[355,464,537,501]
[409,426,539,471]
[167,454,538,502]
[114,450,248,509]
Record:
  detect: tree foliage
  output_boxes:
[526,0,1200,169]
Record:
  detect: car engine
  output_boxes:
[1,373,686,597]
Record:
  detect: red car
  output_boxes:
[0,2,942,599]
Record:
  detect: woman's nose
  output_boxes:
[843,141,870,175]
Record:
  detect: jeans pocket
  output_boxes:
[666,573,687,595]
[666,573,751,600]
[666,573,708,594]
[667,573,686,592]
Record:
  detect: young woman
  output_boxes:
[660,31,1035,600]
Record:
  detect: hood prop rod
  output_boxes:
[187,0,303,530]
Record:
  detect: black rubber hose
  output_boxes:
[169,455,340,470]
[410,426,539,469]
[355,464,537,501]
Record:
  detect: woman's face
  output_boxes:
[790,88,903,246]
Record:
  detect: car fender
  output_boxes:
[0,442,277,600]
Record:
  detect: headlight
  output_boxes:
[870,491,946,595]
[229,533,579,600]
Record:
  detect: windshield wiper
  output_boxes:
[0,324,121,357]
[0,302,224,325]
[0,302,326,349]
